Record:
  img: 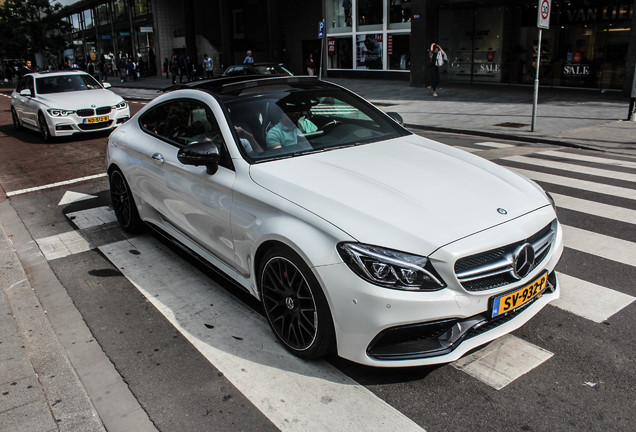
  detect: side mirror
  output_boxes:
[19,89,32,97]
[386,112,404,126]
[177,141,220,175]
[102,82,112,89]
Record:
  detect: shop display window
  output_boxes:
[387,33,410,70]
[328,36,354,69]
[358,0,383,31]
[327,0,353,32]
[389,0,411,30]
[356,34,383,69]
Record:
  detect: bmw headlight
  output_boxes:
[112,101,128,110]
[47,108,75,117]
[338,243,446,291]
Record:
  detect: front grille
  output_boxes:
[76,108,94,117]
[96,106,111,115]
[455,220,556,292]
[78,120,113,130]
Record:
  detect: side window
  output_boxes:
[140,99,231,169]
[26,77,35,94]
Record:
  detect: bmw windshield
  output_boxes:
[222,84,411,162]
[36,74,103,95]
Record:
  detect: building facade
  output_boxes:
[325,0,635,92]
[52,0,635,92]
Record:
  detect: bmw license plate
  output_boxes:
[490,271,548,318]
[84,115,109,124]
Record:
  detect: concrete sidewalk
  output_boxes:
[105,74,636,156]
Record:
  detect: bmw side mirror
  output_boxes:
[386,112,404,126]
[20,89,32,97]
[177,141,220,175]
[102,82,112,89]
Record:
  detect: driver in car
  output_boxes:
[265,100,317,149]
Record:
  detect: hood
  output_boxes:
[249,135,550,256]
[35,89,124,109]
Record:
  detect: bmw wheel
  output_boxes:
[11,108,22,131]
[38,112,51,142]
[109,168,144,233]
[259,246,335,359]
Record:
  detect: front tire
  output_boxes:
[109,168,144,233]
[11,108,22,131]
[259,246,335,359]
[38,112,51,142]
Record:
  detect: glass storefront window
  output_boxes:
[114,0,127,20]
[387,33,410,70]
[96,4,110,26]
[71,13,81,32]
[438,8,474,82]
[358,0,383,30]
[327,0,352,32]
[328,36,354,69]
[356,34,383,69]
[132,0,151,17]
[83,9,94,30]
[389,0,411,30]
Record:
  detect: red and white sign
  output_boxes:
[327,37,336,55]
[537,0,551,29]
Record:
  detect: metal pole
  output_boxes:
[319,36,324,80]
[531,28,542,132]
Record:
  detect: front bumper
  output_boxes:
[315,207,563,367]
[48,108,130,136]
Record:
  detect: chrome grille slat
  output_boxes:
[455,220,556,292]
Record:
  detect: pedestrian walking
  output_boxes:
[305,53,316,76]
[170,55,179,84]
[426,43,447,97]
[178,55,187,82]
[203,54,214,79]
[243,50,254,65]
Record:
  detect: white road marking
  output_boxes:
[551,193,636,225]
[536,150,636,170]
[504,155,636,183]
[553,272,635,323]
[67,206,117,229]
[453,145,481,153]
[512,168,636,200]
[99,235,425,432]
[562,225,636,268]
[58,190,98,206]
[35,230,91,260]
[6,173,107,197]
[474,141,514,148]
[452,335,553,390]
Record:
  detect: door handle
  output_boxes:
[151,153,164,164]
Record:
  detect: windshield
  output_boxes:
[253,64,292,76]
[36,74,103,94]
[224,85,410,162]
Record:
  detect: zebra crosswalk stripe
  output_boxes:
[504,155,636,183]
[551,193,636,225]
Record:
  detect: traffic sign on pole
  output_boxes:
[537,0,551,29]
[318,20,326,39]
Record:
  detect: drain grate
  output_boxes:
[494,122,529,128]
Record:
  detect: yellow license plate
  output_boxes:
[85,115,109,124]
[491,271,548,318]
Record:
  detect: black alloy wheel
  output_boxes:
[109,168,143,233]
[259,246,335,359]
[38,112,51,142]
[11,108,22,131]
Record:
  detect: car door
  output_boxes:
[141,97,237,267]
[13,76,38,127]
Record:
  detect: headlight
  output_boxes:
[112,101,128,110]
[47,109,75,117]
[337,243,446,291]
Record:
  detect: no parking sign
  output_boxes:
[537,0,551,29]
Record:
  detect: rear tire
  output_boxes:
[109,168,144,233]
[259,245,336,359]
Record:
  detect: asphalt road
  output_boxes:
[1,93,634,432]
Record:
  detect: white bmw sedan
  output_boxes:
[106,76,563,367]
[11,70,130,141]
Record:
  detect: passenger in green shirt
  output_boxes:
[266,105,317,149]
